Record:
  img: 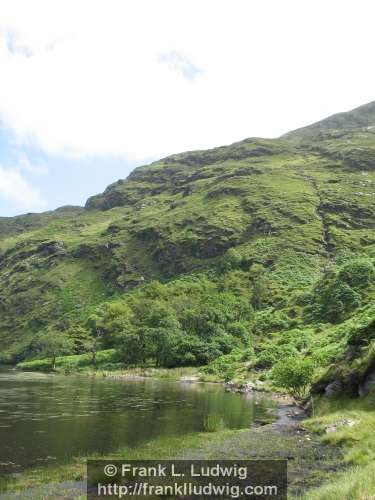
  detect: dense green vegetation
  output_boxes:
[2,101,375,402]
[2,101,375,498]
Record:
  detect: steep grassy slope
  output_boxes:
[2,102,375,395]
[284,100,375,139]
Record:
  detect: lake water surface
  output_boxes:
[0,368,277,475]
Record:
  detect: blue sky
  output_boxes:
[0,123,152,216]
[0,0,374,217]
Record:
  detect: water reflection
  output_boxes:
[0,368,277,474]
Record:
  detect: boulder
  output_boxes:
[239,381,255,393]
[225,381,236,392]
[324,380,344,397]
[359,369,375,397]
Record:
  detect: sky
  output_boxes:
[0,0,375,216]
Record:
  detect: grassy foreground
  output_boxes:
[0,430,240,496]
[1,390,374,498]
[14,355,375,499]
[302,395,375,499]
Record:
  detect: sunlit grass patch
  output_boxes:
[300,395,375,499]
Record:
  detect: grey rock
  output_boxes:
[225,381,236,392]
[359,369,375,396]
[324,380,344,397]
[240,381,255,393]
[325,419,357,433]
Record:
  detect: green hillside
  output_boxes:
[2,101,375,397]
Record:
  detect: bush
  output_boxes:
[338,258,374,289]
[202,348,246,381]
[252,309,291,335]
[221,248,243,271]
[305,258,374,324]
[255,343,298,369]
[271,356,315,398]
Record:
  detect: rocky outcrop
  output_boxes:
[359,369,375,397]
[36,240,66,256]
[324,380,345,397]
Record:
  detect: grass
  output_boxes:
[17,349,120,372]
[299,395,375,499]
[99,366,204,380]
[16,350,211,381]
[203,413,226,432]
[302,463,375,500]
[305,395,375,465]
[0,429,240,496]
[16,348,264,387]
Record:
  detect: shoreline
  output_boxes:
[8,365,371,498]
[0,392,324,499]
[16,362,299,406]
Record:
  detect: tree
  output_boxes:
[66,325,100,365]
[116,302,184,367]
[116,327,154,366]
[35,331,74,370]
[82,335,101,365]
[145,304,182,366]
[67,325,92,354]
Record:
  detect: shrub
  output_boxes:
[221,248,243,271]
[255,343,298,369]
[202,348,245,381]
[252,309,291,335]
[271,356,315,398]
[305,258,374,324]
[338,258,374,289]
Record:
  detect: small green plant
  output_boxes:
[204,414,225,432]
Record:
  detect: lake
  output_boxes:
[0,368,277,475]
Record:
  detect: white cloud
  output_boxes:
[17,153,48,176]
[159,51,202,81]
[0,0,374,161]
[0,165,45,210]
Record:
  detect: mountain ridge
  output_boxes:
[284,100,375,139]
[1,101,375,399]
[3,100,375,220]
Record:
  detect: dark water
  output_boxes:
[0,368,277,475]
